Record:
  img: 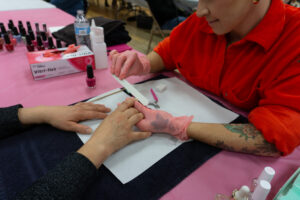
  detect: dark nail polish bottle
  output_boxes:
[0,24,7,36]
[3,33,14,52]
[26,21,33,33]
[28,30,36,46]
[8,20,14,30]
[56,39,62,48]
[86,65,96,88]
[43,23,49,37]
[47,37,56,49]
[41,31,48,48]
[12,27,22,43]
[25,35,34,52]
[35,22,40,36]
[36,35,45,50]
[20,27,27,43]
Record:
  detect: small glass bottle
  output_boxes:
[86,65,96,88]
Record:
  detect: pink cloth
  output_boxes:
[0,8,299,200]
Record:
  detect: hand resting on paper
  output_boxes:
[109,50,151,80]
[134,101,194,140]
[78,98,152,168]
[18,102,111,134]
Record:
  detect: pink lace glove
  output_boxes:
[109,50,151,80]
[134,101,194,140]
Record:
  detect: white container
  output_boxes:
[90,20,108,69]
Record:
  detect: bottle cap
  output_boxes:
[20,27,27,36]
[9,19,14,26]
[233,185,250,200]
[77,10,84,15]
[41,31,47,41]
[12,27,19,35]
[0,24,7,34]
[25,35,32,45]
[251,180,271,200]
[258,167,275,183]
[29,30,35,40]
[37,35,43,46]
[48,37,55,49]
[86,65,94,78]
[3,33,11,44]
[56,39,62,48]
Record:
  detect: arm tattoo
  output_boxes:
[223,124,259,141]
[217,124,280,157]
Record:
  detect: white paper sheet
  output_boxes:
[77,77,238,184]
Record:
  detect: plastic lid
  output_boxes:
[258,166,275,183]
[251,180,271,200]
[3,33,10,44]
[233,185,250,200]
[77,10,84,15]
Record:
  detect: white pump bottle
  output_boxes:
[90,20,108,69]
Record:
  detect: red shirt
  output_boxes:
[154,0,300,155]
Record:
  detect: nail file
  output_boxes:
[112,75,150,106]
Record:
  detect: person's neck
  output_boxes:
[227,0,271,45]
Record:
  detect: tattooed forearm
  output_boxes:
[218,124,281,157]
[223,124,260,141]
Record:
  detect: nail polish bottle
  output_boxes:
[26,21,33,33]
[25,35,34,52]
[56,39,62,48]
[0,35,4,51]
[0,24,7,36]
[8,20,14,30]
[47,37,56,49]
[3,33,14,52]
[35,22,40,36]
[86,65,96,88]
[12,27,22,43]
[36,35,45,50]
[43,23,49,37]
[20,27,27,43]
[7,30,17,46]
[28,30,37,46]
[40,31,48,48]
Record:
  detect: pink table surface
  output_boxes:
[1,8,300,200]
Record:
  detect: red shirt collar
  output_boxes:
[245,0,285,51]
[198,0,285,51]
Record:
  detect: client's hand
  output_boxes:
[134,101,194,140]
[18,102,111,134]
[110,50,151,80]
[78,98,151,168]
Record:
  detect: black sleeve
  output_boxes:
[0,104,26,139]
[15,152,98,200]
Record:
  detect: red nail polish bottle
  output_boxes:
[3,33,14,52]
[25,35,34,52]
[86,65,96,88]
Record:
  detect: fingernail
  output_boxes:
[86,128,92,134]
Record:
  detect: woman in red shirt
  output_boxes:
[110,0,300,156]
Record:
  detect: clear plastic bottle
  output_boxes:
[74,10,91,49]
[90,19,108,69]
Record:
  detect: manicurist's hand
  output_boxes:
[18,102,111,134]
[134,101,193,140]
[109,50,151,80]
[77,98,152,168]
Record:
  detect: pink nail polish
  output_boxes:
[86,65,96,88]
